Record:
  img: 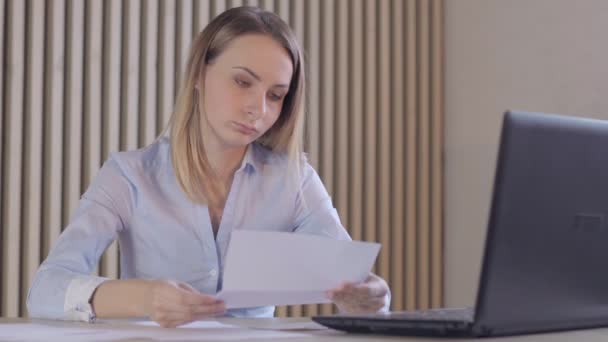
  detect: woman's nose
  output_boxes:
[245,92,267,119]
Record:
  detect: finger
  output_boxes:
[333,296,386,314]
[152,311,191,327]
[331,287,386,308]
[152,304,223,326]
[177,281,199,293]
[159,280,220,306]
[167,286,221,306]
[350,281,388,299]
[155,296,226,316]
[326,282,357,298]
[360,298,387,312]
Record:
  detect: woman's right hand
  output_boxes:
[144,279,226,328]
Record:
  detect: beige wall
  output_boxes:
[444,0,608,306]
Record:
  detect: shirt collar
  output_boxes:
[237,143,261,173]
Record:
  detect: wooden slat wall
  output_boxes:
[0,0,444,318]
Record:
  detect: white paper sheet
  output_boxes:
[134,319,237,328]
[216,230,380,309]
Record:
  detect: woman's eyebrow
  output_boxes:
[233,66,289,88]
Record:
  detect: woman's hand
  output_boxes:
[326,273,390,314]
[144,279,226,328]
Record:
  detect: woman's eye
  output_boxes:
[269,93,284,102]
[235,78,250,87]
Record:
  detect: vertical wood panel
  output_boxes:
[159,0,176,131]
[0,21,3,328]
[211,0,225,17]
[176,0,192,89]
[275,0,288,23]
[364,0,377,251]
[390,0,405,311]
[417,0,431,309]
[21,0,46,316]
[0,0,5,253]
[405,0,419,310]
[332,0,349,317]
[228,0,243,9]
[431,0,444,308]
[140,0,159,146]
[100,0,122,279]
[43,0,66,268]
[335,0,348,242]
[123,0,141,151]
[378,0,391,287]
[260,0,273,11]
[83,0,103,190]
[290,0,304,57]
[348,0,363,244]
[2,0,26,317]
[82,0,103,274]
[304,0,319,169]
[65,0,85,229]
[194,0,210,36]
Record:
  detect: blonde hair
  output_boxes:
[166,6,305,207]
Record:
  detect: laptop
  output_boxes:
[313,111,608,337]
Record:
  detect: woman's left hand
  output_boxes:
[326,273,390,314]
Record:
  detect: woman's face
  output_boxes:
[201,34,293,150]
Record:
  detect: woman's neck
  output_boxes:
[205,142,247,183]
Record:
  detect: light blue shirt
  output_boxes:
[27,137,350,321]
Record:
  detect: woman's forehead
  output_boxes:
[213,34,293,84]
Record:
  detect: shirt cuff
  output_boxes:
[380,289,392,313]
[64,275,109,322]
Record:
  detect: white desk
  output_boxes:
[2,317,608,341]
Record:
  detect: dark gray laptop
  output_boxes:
[313,111,608,337]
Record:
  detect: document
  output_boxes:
[134,320,236,329]
[216,230,380,309]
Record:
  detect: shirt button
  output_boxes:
[209,269,218,277]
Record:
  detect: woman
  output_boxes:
[27,6,390,328]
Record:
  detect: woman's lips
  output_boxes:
[232,121,258,135]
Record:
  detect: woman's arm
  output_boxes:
[292,161,392,313]
[91,279,225,327]
[90,279,153,318]
[27,157,131,321]
[292,162,351,240]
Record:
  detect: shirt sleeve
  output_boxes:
[26,156,134,322]
[292,161,351,241]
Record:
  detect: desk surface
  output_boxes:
[2,317,608,342]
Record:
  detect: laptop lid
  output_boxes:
[473,111,608,336]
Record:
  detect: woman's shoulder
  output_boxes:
[250,142,310,169]
[106,137,171,175]
[249,143,318,187]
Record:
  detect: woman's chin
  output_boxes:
[219,134,257,149]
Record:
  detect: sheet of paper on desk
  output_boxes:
[216,230,381,309]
